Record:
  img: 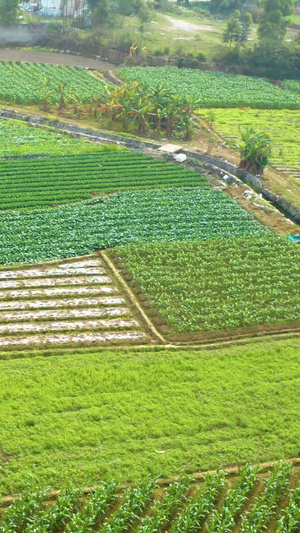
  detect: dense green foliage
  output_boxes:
[119,67,300,109]
[0,62,107,105]
[0,188,266,264]
[0,119,111,157]
[282,79,300,94]
[0,465,299,531]
[115,236,300,332]
[0,153,208,210]
[0,340,299,494]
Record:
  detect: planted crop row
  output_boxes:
[114,235,300,333]
[119,67,300,109]
[0,152,209,209]
[1,464,299,532]
[0,62,108,105]
[0,188,267,265]
[0,119,117,157]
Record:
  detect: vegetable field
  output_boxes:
[0,62,107,105]
[1,463,300,532]
[0,119,111,157]
[0,188,267,264]
[199,108,300,185]
[0,255,148,350]
[0,152,208,210]
[115,236,300,334]
[119,66,300,109]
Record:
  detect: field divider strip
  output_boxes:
[1,457,300,508]
[100,251,166,344]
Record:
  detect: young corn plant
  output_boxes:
[172,470,226,533]
[66,481,117,532]
[137,476,190,532]
[0,488,47,533]
[206,464,258,533]
[240,462,292,533]
[276,481,300,533]
[100,477,156,533]
[24,486,82,533]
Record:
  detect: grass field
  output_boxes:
[0,338,299,494]
[0,152,208,210]
[0,188,267,264]
[0,119,112,157]
[114,236,300,334]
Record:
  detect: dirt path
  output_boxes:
[0,49,117,71]
[163,15,213,32]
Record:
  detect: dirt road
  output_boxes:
[0,49,117,71]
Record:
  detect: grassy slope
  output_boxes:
[0,338,299,495]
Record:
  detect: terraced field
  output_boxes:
[0,152,208,209]
[0,255,149,349]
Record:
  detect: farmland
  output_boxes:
[114,236,300,335]
[0,62,107,105]
[0,339,299,494]
[0,152,208,210]
[0,120,110,157]
[199,108,300,190]
[119,66,300,109]
[0,188,267,264]
[1,463,300,532]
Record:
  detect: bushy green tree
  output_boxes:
[223,10,252,48]
[239,126,271,175]
[0,0,19,24]
[258,0,294,40]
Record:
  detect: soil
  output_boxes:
[163,15,213,32]
[0,49,117,72]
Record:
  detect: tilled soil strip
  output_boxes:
[0,267,105,279]
[0,276,112,289]
[0,331,146,346]
[0,296,126,310]
[0,318,139,334]
[0,286,117,299]
[0,307,129,321]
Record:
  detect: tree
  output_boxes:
[0,0,19,25]
[238,127,271,175]
[258,0,294,40]
[223,10,252,48]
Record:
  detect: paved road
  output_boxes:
[0,49,117,71]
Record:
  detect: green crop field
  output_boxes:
[0,339,299,494]
[1,463,299,532]
[0,62,107,105]
[0,152,208,210]
[119,66,300,109]
[115,236,300,334]
[0,188,267,264]
[199,108,300,185]
[0,119,111,157]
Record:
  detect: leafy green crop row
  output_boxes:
[0,62,107,105]
[119,67,300,109]
[1,464,299,532]
[0,119,115,157]
[115,236,300,333]
[0,188,267,264]
[0,152,208,210]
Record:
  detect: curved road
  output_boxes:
[0,49,117,71]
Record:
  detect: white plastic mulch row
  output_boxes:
[0,256,148,348]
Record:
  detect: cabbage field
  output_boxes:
[119,66,300,109]
[1,463,299,533]
[115,236,300,333]
[0,187,267,264]
[0,152,208,209]
[0,62,107,105]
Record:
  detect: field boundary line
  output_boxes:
[1,457,300,507]
[100,251,166,344]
